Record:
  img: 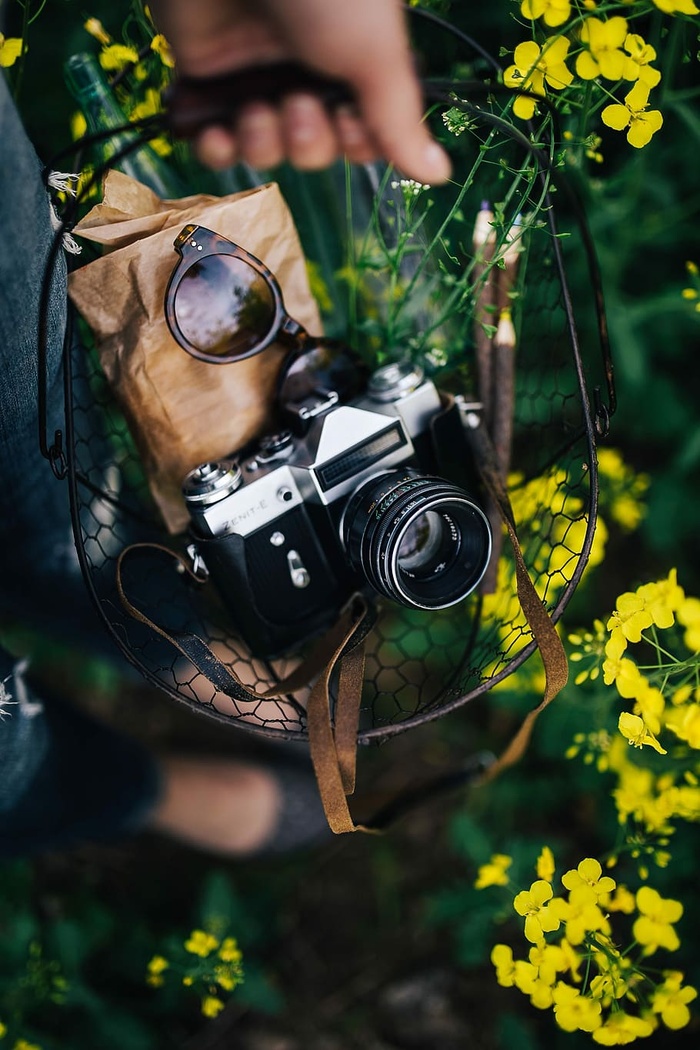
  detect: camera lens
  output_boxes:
[343,470,492,609]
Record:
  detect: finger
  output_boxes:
[355,62,451,185]
[334,105,378,166]
[195,125,238,170]
[236,102,285,171]
[281,93,338,171]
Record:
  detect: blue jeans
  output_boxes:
[0,71,161,857]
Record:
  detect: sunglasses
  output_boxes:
[165,224,367,427]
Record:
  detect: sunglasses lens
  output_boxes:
[174,254,276,359]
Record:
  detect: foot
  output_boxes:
[149,756,283,855]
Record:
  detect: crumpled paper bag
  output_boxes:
[68,171,322,533]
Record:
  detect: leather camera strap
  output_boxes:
[462,418,570,782]
[115,543,375,832]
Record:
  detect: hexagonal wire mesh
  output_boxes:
[59,12,614,747]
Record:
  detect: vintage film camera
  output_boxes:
[183,361,492,658]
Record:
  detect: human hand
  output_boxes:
[150,0,451,183]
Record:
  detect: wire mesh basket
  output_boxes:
[61,13,614,747]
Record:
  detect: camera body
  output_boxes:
[183,362,491,658]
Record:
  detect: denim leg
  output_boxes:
[0,72,162,856]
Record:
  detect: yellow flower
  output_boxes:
[201,996,226,1018]
[592,1012,655,1043]
[633,886,683,955]
[528,943,571,987]
[602,82,664,149]
[602,656,644,699]
[475,853,513,889]
[607,885,636,913]
[215,965,241,992]
[618,712,667,754]
[520,0,571,26]
[146,955,169,984]
[218,937,243,963]
[99,44,140,72]
[504,37,573,120]
[491,944,517,987]
[84,18,112,45]
[561,858,615,899]
[550,885,610,945]
[622,34,661,87]
[536,846,556,882]
[651,0,699,11]
[150,33,175,68]
[513,880,562,943]
[552,982,602,1033]
[633,681,665,735]
[0,34,23,68]
[607,593,652,643]
[666,702,700,749]
[13,1042,43,1050]
[678,596,700,652]
[576,17,629,81]
[0,1019,6,1038]
[651,971,697,1030]
[637,569,685,628]
[184,930,220,958]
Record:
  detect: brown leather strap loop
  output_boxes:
[463,419,569,780]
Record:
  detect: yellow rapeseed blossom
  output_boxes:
[475,853,513,888]
[561,858,615,899]
[99,44,140,72]
[591,1011,655,1044]
[513,880,562,943]
[665,701,700,749]
[651,0,699,12]
[201,995,226,1018]
[607,594,652,644]
[602,655,645,699]
[576,17,629,81]
[618,712,667,754]
[150,33,175,68]
[607,885,636,913]
[520,0,571,26]
[504,37,573,119]
[536,846,556,882]
[0,34,23,68]
[651,971,698,1029]
[214,965,241,991]
[633,886,683,955]
[622,34,661,88]
[549,885,611,945]
[491,943,518,986]
[84,18,111,45]
[552,982,602,1032]
[678,596,700,652]
[602,82,664,149]
[218,937,243,963]
[184,929,220,958]
[146,954,169,987]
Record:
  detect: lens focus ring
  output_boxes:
[343,470,492,610]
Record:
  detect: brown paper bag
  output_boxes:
[68,171,322,533]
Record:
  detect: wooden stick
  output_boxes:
[471,200,497,433]
[480,217,523,595]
